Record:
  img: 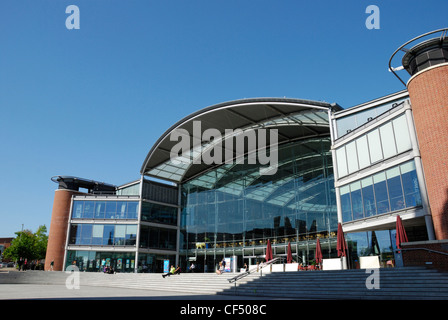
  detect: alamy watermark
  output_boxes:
[170,121,279,175]
[65,265,80,289]
[365,268,380,290]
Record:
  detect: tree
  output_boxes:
[3,225,48,262]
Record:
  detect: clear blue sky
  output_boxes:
[0,0,447,237]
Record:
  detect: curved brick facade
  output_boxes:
[407,63,448,240]
[44,189,80,271]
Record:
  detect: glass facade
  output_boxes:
[335,97,408,138]
[340,160,422,223]
[69,223,138,246]
[179,138,337,271]
[72,200,139,220]
[66,250,136,273]
[336,113,412,178]
[141,201,177,225]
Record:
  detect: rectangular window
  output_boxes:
[92,224,104,245]
[80,224,92,245]
[373,172,390,214]
[380,122,397,159]
[386,167,405,211]
[340,186,352,222]
[116,202,127,219]
[126,225,137,246]
[103,225,115,245]
[105,202,117,219]
[72,201,83,219]
[400,161,422,208]
[367,130,383,163]
[356,135,371,169]
[83,201,94,219]
[336,147,348,178]
[393,115,412,153]
[127,202,139,219]
[361,177,376,217]
[94,201,106,219]
[115,225,126,245]
[350,181,363,221]
[346,141,359,174]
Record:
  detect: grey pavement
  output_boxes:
[0,283,269,300]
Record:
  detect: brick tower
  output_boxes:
[401,33,448,239]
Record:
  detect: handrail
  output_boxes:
[227,257,281,283]
[388,27,448,86]
[399,247,448,257]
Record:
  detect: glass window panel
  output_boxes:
[126,225,137,246]
[393,115,412,153]
[356,135,371,169]
[103,225,115,245]
[346,141,359,174]
[380,122,397,159]
[115,225,126,238]
[105,202,117,219]
[336,147,348,178]
[350,181,363,220]
[400,161,422,208]
[386,167,405,211]
[126,202,139,219]
[72,201,83,219]
[83,202,94,219]
[117,202,127,219]
[80,224,92,245]
[92,224,104,237]
[367,130,383,163]
[340,186,352,222]
[92,224,103,245]
[361,177,376,217]
[373,172,390,214]
[94,201,106,219]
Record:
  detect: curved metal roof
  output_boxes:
[141,98,341,183]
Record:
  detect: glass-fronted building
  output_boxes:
[50,93,434,273]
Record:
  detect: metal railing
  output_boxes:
[227,257,281,284]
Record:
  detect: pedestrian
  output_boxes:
[221,258,226,271]
[162,265,176,278]
[50,260,54,271]
[173,265,181,275]
[216,262,224,275]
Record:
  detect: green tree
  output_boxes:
[3,225,48,262]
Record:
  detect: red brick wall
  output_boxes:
[407,64,448,240]
[44,189,83,271]
[402,241,448,270]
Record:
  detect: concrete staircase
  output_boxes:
[223,267,448,300]
[2,267,448,299]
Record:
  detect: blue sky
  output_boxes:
[0,0,447,237]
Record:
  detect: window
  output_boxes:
[350,182,363,220]
[400,161,422,207]
[393,116,412,153]
[335,114,413,179]
[386,167,405,211]
[356,135,371,169]
[373,172,390,214]
[346,141,359,174]
[340,161,422,223]
[367,130,383,163]
[340,186,352,222]
[361,177,376,217]
[72,200,138,220]
[380,122,397,159]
